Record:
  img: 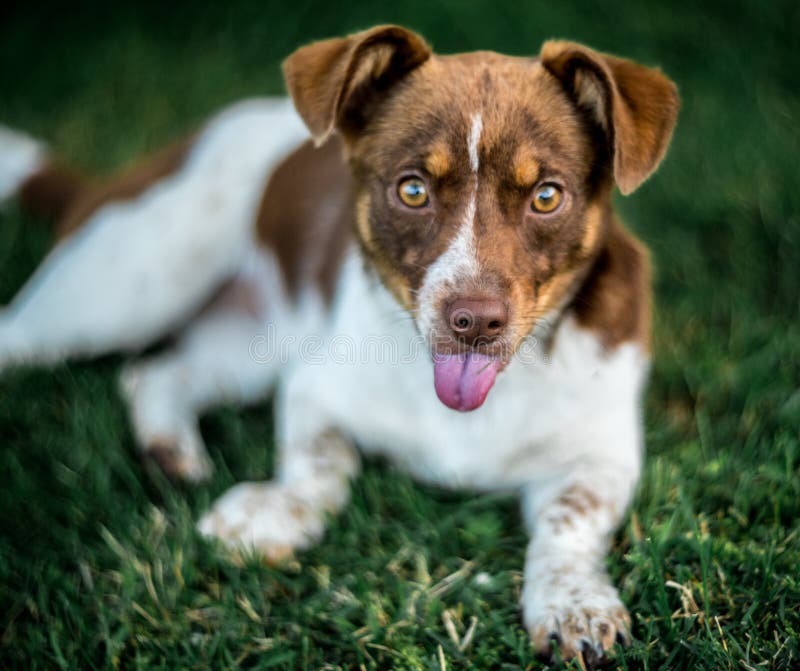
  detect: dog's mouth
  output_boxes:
[432,351,507,412]
[422,308,517,413]
[418,290,519,411]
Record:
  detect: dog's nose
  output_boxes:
[445,298,508,345]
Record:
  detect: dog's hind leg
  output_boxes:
[120,254,286,481]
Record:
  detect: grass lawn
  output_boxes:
[1,0,798,668]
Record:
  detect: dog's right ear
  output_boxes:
[283,25,431,145]
[541,41,679,195]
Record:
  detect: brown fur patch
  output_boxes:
[19,163,85,224]
[555,484,603,516]
[282,25,432,144]
[255,137,352,302]
[571,219,651,350]
[53,137,194,239]
[541,40,680,194]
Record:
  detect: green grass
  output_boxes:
[1,0,798,668]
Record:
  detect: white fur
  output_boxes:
[0,125,46,203]
[467,113,482,172]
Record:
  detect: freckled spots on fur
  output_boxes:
[545,513,574,532]
[556,485,603,516]
[289,502,310,522]
[541,484,612,535]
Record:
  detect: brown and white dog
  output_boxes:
[0,26,678,664]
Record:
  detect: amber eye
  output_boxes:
[531,183,563,213]
[397,177,429,208]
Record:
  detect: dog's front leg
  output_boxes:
[198,423,359,563]
[521,462,638,666]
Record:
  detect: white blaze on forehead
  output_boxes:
[454,112,482,262]
[450,191,478,270]
[468,113,483,173]
[416,113,483,339]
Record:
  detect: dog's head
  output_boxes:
[284,26,678,411]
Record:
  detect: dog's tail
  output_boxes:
[0,125,85,223]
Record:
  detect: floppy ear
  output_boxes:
[540,41,679,194]
[283,25,432,145]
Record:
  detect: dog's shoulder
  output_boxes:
[570,218,651,352]
[255,134,353,303]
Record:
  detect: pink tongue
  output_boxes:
[433,352,502,412]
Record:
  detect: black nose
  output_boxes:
[445,297,508,346]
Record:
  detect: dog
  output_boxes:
[0,25,678,664]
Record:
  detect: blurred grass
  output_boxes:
[0,0,798,668]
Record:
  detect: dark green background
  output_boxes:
[1,1,798,669]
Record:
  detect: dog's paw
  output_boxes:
[120,365,212,482]
[197,481,325,563]
[524,577,630,667]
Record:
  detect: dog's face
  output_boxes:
[285,27,678,410]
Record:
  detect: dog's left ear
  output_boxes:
[541,41,679,194]
[283,25,432,145]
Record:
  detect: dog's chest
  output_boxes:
[326,357,564,489]
[287,252,643,490]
